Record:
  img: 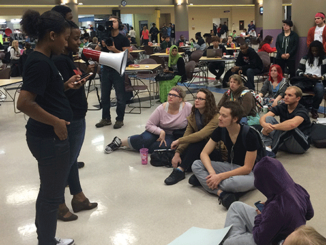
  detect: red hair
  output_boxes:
[268,64,284,83]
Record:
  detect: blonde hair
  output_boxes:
[229,74,244,86]
[287,86,302,98]
[12,40,19,52]
[92,37,98,43]
[170,86,186,101]
[288,225,326,245]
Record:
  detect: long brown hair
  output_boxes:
[191,88,218,125]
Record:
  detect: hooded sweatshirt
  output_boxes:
[235,47,263,73]
[275,30,299,60]
[252,157,314,245]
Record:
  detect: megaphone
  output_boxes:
[82,48,128,76]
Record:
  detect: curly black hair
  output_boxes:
[307,40,325,67]
[191,88,218,125]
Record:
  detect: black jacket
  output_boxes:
[168,57,186,82]
[236,47,263,72]
[275,31,299,60]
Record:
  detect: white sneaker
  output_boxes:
[55,238,74,245]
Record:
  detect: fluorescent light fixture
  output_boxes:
[177,3,181,5]
[78,2,83,5]
[11,19,21,23]
[94,18,103,21]
[190,3,193,5]
[0,19,6,24]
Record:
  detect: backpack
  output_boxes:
[309,122,326,148]
[3,49,10,64]
[150,149,174,167]
[221,124,266,163]
[238,89,263,112]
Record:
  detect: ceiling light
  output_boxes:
[78,2,83,5]
[11,19,21,23]
[190,3,193,5]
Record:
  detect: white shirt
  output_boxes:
[314,25,325,43]
[305,57,321,77]
[129,30,136,38]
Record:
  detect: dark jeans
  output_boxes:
[129,130,175,153]
[26,133,70,245]
[101,66,126,121]
[66,118,85,196]
[274,58,296,79]
[208,61,225,79]
[142,39,149,46]
[151,35,158,43]
[180,140,221,172]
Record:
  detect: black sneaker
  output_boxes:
[188,174,201,186]
[95,118,112,128]
[164,169,185,185]
[105,137,122,154]
[266,150,276,158]
[218,192,238,209]
[77,162,85,169]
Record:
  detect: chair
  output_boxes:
[149,56,165,69]
[143,45,154,57]
[125,73,151,114]
[181,61,198,97]
[236,37,245,46]
[256,51,271,92]
[190,50,204,64]
[0,67,11,79]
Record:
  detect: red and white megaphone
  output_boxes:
[82,48,128,75]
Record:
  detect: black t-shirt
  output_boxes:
[101,33,130,52]
[21,51,72,138]
[271,103,311,133]
[53,53,87,120]
[210,125,259,166]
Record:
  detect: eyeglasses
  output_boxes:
[193,97,206,101]
[168,93,180,98]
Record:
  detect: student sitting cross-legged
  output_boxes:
[223,157,314,245]
[164,89,219,185]
[105,86,192,154]
[260,86,311,158]
[191,101,260,209]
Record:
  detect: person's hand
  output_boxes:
[171,153,182,168]
[304,74,310,78]
[53,118,70,140]
[86,64,95,73]
[262,123,274,135]
[312,75,322,80]
[256,209,261,215]
[238,69,243,75]
[157,130,167,147]
[171,140,180,150]
[206,173,223,190]
[281,54,287,59]
[231,66,239,73]
[66,74,92,90]
[107,41,117,52]
[285,53,290,59]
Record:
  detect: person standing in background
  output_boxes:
[149,23,159,43]
[128,27,136,44]
[307,12,326,51]
[140,26,149,46]
[171,24,176,44]
[248,21,256,32]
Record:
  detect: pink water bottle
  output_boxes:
[139,148,149,165]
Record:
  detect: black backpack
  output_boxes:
[3,49,10,64]
[150,149,174,167]
[221,124,266,163]
[309,122,326,148]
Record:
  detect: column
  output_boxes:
[263,0,282,48]
[255,0,263,37]
[155,10,161,43]
[67,0,79,24]
[292,0,326,65]
[174,0,189,40]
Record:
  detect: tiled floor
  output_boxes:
[1,77,326,245]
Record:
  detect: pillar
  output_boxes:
[67,0,79,24]
[155,9,161,43]
[263,0,282,48]
[255,0,263,37]
[292,0,326,66]
[174,0,189,40]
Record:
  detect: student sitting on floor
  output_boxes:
[260,86,311,158]
[218,75,258,126]
[105,86,192,154]
[203,36,227,86]
[223,157,314,245]
[282,225,326,245]
[164,89,219,185]
[191,101,260,209]
[291,40,326,119]
[258,64,289,107]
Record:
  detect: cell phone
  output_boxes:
[254,201,264,212]
[74,72,93,84]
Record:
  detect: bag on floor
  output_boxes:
[271,128,310,154]
[309,122,326,148]
[150,149,174,167]
[158,75,181,103]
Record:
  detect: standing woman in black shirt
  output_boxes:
[53,20,97,222]
[17,10,82,245]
